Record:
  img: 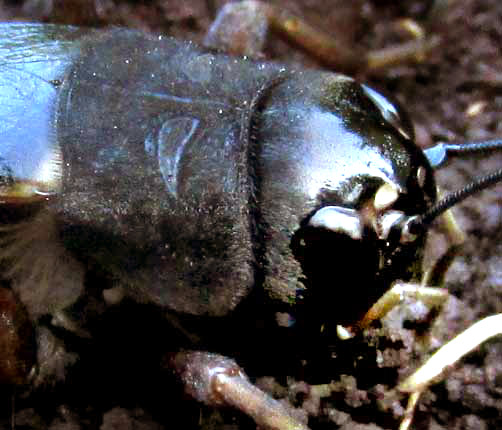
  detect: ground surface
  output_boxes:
[0,1,501,429]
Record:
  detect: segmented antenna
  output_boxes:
[409,168,502,235]
[399,139,502,238]
[424,138,502,168]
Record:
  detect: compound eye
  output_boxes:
[361,84,413,141]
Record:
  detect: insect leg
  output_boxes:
[205,1,439,72]
[399,313,502,393]
[369,202,467,333]
[353,282,449,334]
[397,314,502,430]
[203,0,269,57]
[169,350,310,430]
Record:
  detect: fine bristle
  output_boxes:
[0,209,84,320]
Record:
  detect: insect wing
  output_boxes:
[0,24,83,199]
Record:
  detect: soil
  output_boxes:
[0,1,500,430]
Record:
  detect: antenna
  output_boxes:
[399,138,501,241]
[424,138,502,168]
[408,168,502,235]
